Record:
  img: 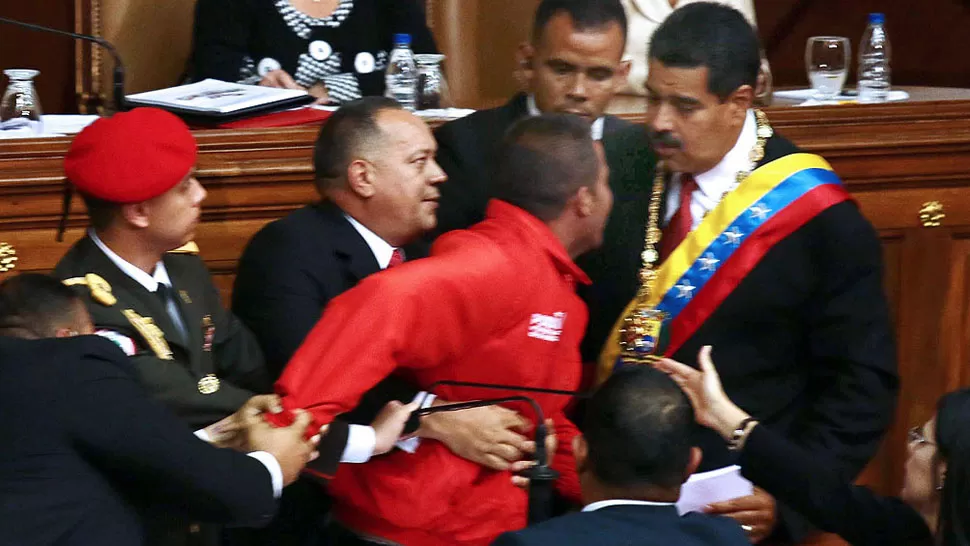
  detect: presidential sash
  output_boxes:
[598,153,852,383]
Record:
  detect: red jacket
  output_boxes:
[272,201,590,545]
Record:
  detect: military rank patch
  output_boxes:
[62,273,117,306]
[121,309,173,360]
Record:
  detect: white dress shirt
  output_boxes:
[526,95,606,141]
[583,499,675,512]
[664,109,758,229]
[90,230,188,340]
[89,230,283,498]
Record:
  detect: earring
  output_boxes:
[937,473,947,491]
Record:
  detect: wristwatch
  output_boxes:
[727,417,758,451]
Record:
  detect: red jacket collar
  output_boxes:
[484,200,592,286]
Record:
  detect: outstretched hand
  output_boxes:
[653,346,749,439]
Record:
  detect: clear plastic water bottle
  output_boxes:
[385,33,417,111]
[857,13,891,103]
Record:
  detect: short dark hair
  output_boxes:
[648,2,760,100]
[584,366,695,489]
[532,0,628,44]
[313,96,403,193]
[79,192,120,231]
[934,389,970,546]
[0,273,84,338]
[491,114,598,222]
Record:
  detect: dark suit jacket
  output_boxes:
[491,504,748,546]
[578,124,899,540]
[54,236,270,430]
[0,335,276,546]
[738,425,932,546]
[433,93,633,236]
[232,201,424,420]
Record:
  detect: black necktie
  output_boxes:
[155,283,186,344]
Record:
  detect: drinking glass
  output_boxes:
[0,69,43,134]
[805,37,849,100]
[414,54,449,110]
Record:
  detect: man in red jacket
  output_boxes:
[268,113,613,545]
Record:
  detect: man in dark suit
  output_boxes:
[0,273,320,546]
[493,366,749,546]
[580,3,898,543]
[232,98,540,544]
[433,0,632,236]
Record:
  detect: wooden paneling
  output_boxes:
[0,1,77,114]
[756,0,970,88]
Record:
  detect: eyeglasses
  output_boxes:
[908,425,936,447]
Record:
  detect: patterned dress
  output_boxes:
[191,0,437,103]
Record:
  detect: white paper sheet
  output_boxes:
[773,88,910,106]
[676,464,754,515]
[0,114,99,139]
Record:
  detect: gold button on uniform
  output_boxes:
[197,374,220,394]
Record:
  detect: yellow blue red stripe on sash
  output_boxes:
[649,153,839,315]
[596,153,850,384]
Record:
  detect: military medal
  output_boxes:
[197,374,220,395]
[179,290,192,304]
[201,315,215,352]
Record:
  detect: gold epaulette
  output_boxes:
[168,241,200,255]
[62,273,117,307]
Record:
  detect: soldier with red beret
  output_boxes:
[53,107,273,546]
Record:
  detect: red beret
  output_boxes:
[64,107,197,203]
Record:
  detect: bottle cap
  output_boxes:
[393,33,412,46]
[868,13,885,24]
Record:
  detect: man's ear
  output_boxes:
[515,42,537,90]
[574,185,595,218]
[120,202,151,229]
[346,158,376,199]
[682,446,703,481]
[726,84,754,124]
[573,434,589,475]
[614,59,632,89]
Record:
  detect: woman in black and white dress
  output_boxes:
[190,0,437,104]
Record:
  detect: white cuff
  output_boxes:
[194,428,211,442]
[247,451,283,498]
[396,391,436,454]
[340,424,376,463]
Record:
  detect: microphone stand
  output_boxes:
[0,15,126,112]
[411,380,591,525]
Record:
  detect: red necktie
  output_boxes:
[387,248,405,268]
[659,174,698,261]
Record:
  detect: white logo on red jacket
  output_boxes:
[528,312,566,342]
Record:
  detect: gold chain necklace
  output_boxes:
[616,109,773,364]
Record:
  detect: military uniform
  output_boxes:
[54,107,275,546]
[55,236,269,430]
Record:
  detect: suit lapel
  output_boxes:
[314,202,382,286]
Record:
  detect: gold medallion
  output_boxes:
[197,374,220,395]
